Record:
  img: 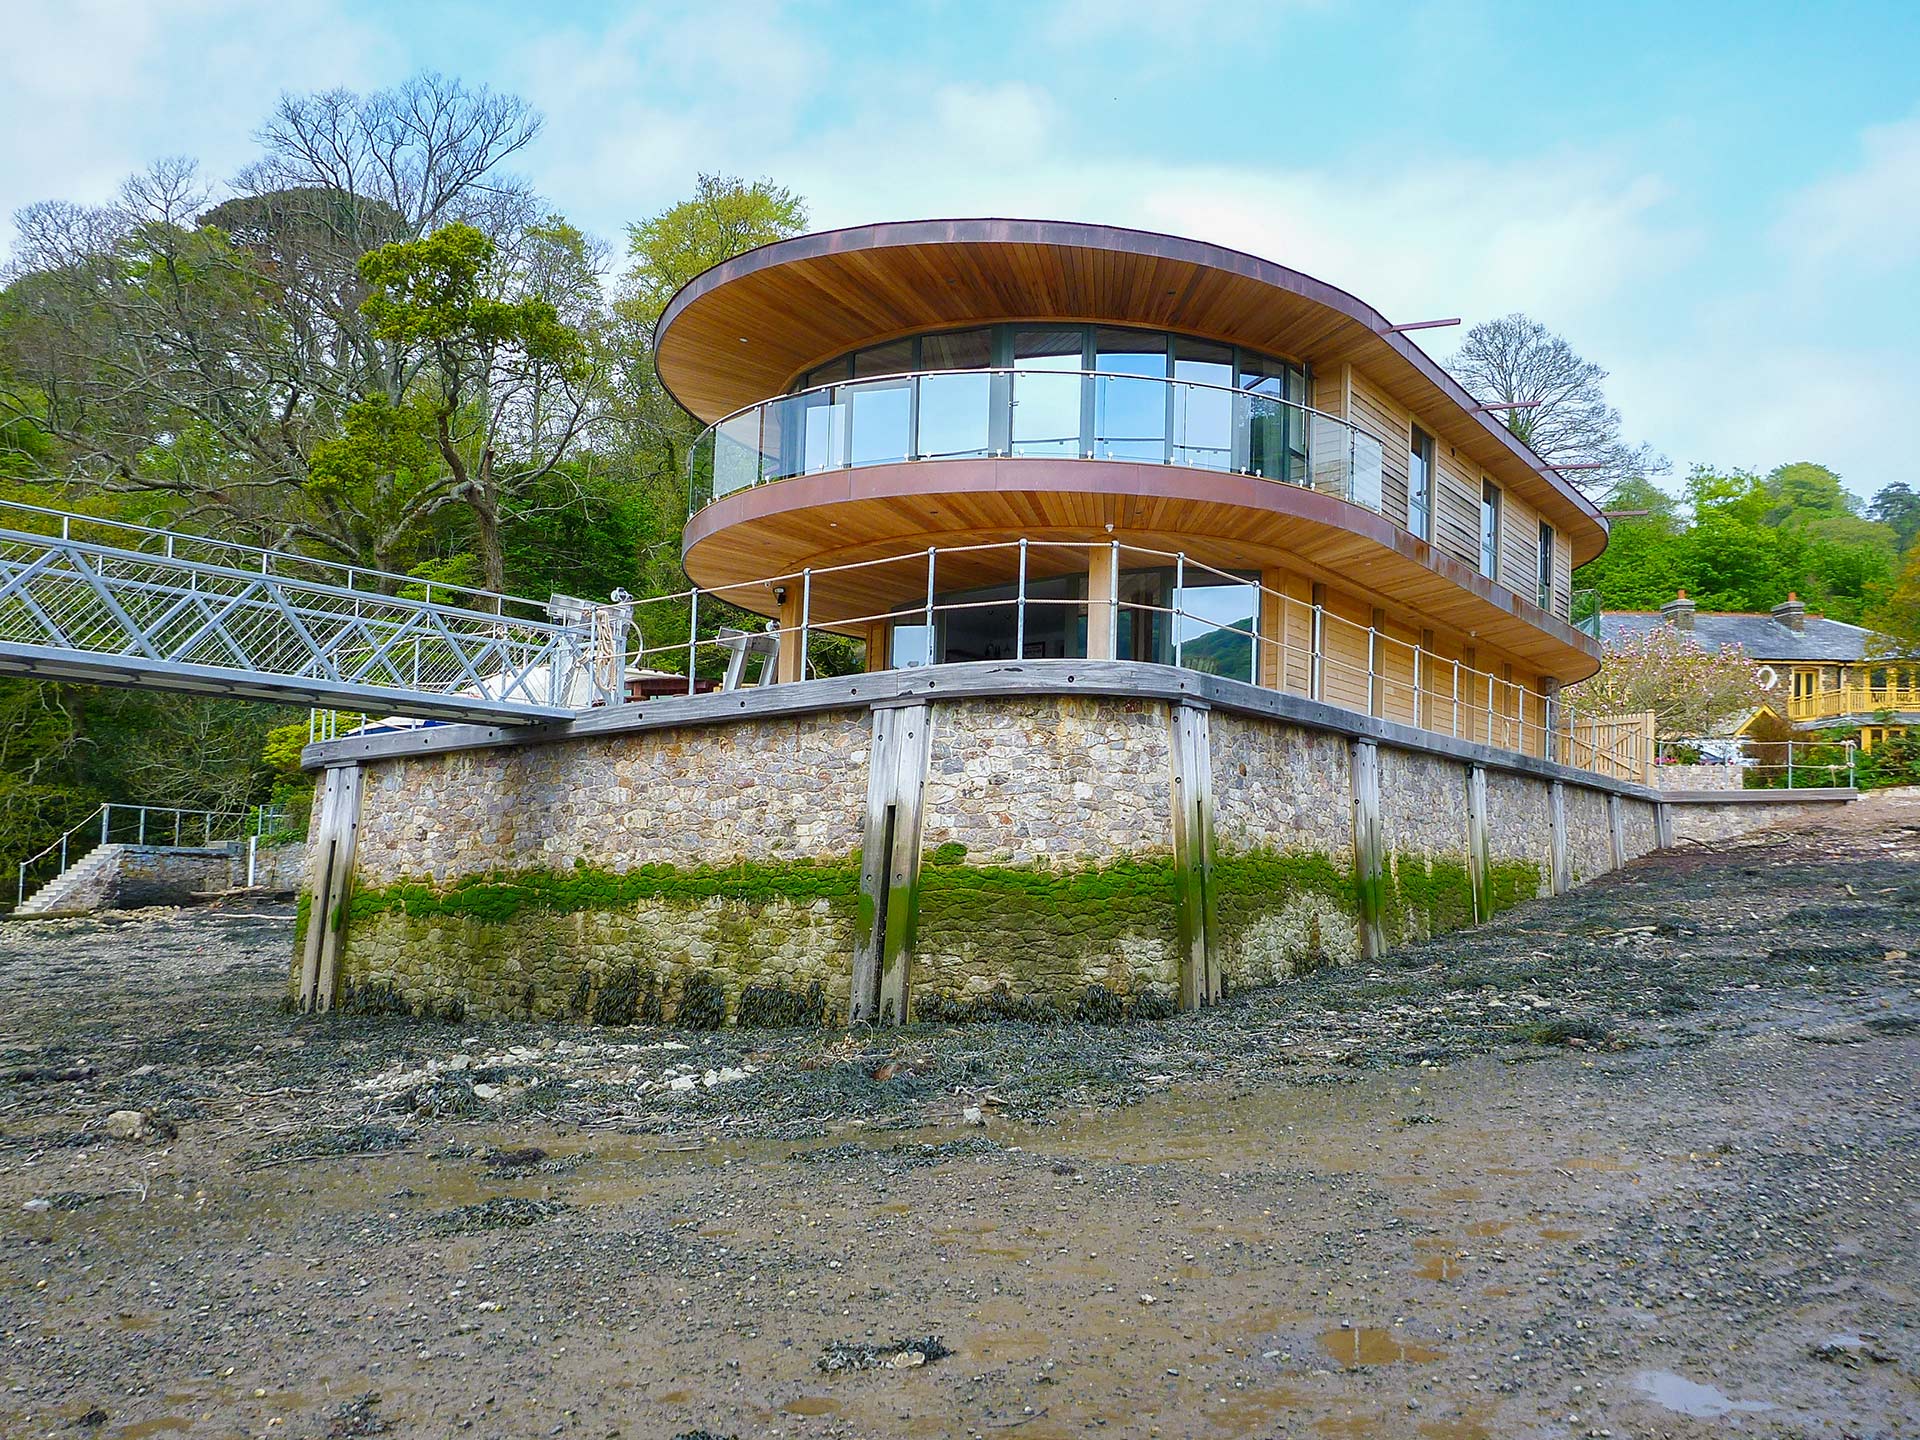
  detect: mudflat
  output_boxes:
[2,793,1916,1438]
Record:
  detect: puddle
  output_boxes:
[655,1389,690,1404]
[1564,1156,1633,1172]
[116,1422,192,1440]
[1631,1371,1774,1418]
[782,1395,842,1416]
[1317,1327,1441,1366]
[1463,1219,1508,1237]
[1537,1227,1582,1241]
[1414,1252,1461,1281]
[1205,1385,1306,1431]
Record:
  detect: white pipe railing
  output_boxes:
[1655,736,1857,790]
[579,538,1627,780]
[12,802,271,908]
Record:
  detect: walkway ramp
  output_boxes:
[0,505,585,725]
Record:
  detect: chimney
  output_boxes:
[1661,588,1695,631]
[1772,592,1806,633]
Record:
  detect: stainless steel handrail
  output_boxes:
[13,802,257,907]
[689,365,1383,516]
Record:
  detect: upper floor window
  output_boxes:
[1408,426,1434,541]
[1479,481,1502,579]
[1536,520,1554,611]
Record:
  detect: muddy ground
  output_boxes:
[1,794,1917,1440]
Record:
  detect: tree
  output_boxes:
[621,174,807,320]
[352,220,597,591]
[1868,481,1920,554]
[1447,313,1666,502]
[1763,461,1856,526]
[1866,544,1920,659]
[0,74,547,568]
[1564,624,1768,738]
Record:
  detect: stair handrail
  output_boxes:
[13,803,253,908]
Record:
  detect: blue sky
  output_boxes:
[5,0,1917,503]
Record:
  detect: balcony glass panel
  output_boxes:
[915,371,992,459]
[847,377,911,468]
[1011,328,1084,457]
[713,409,765,499]
[796,391,846,474]
[1093,329,1167,461]
[1351,431,1384,511]
[1172,340,1233,470]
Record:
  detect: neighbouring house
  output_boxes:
[1599,590,1917,751]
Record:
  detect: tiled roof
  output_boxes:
[1597,610,1876,662]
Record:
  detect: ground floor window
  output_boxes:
[889,566,1260,682]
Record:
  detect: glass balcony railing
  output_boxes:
[690,368,1385,520]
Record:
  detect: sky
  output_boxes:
[4,0,1917,504]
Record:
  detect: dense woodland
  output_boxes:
[1,74,1917,866]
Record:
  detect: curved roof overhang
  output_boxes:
[654,218,1609,563]
[681,458,1602,681]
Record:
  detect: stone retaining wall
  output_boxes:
[302,670,1666,1025]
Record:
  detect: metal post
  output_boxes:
[59,834,68,872]
[173,812,181,846]
[1108,539,1121,659]
[1787,743,1794,790]
[1488,674,1496,748]
[1849,741,1856,788]
[100,807,110,845]
[1015,538,1028,660]
[247,834,258,888]
[1310,604,1324,700]
[1452,660,1460,736]
[798,568,812,682]
[688,587,700,695]
[1173,553,1186,671]
[137,810,146,845]
[925,547,937,667]
[1365,627,1376,715]
[1411,644,1421,729]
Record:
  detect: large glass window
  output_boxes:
[1409,425,1434,541]
[916,328,994,459]
[1010,328,1084,457]
[1480,481,1502,579]
[1536,520,1554,611]
[1241,355,1305,483]
[1092,328,1167,460]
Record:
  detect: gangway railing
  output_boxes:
[0,503,593,725]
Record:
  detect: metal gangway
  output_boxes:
[0,502,603,725]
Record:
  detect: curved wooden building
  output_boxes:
[657,219,1608,752]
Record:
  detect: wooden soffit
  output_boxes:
[654,219,1608,556]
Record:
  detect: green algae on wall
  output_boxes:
[326,856,866,1023]
[907,849,1183,1017]
[1212,848,1364,986]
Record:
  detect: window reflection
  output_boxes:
[1011,328,1085,457]
[1172,338,1233,469]
[1093,328,1167,460]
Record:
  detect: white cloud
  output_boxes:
[1773,109,1920,276]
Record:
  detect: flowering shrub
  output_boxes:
[1565,625,1769,738]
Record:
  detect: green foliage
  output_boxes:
[1579,465,1897,624]
[1867,482,1920,555]
[621,175,808,322]
[1854,733,1920,789]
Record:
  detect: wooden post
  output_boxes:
[1606,791,1627,870]
[1549,780,1570,895]
[775,586,805,684]
[1257,569,1286,688]
[298,764,363,1013]
[1351,740,1385,959]
[1465,763,1492,922]
[1655,801,1673,849]
[1087,542,1119,661]
[854,702,932,1025]
[1169,701,1220,1009]
[864,622,890,674]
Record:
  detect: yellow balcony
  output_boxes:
[1786,683,1920,723]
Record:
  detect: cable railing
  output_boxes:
[572,538,1641,781]
[690,365,1386,519]
[1655,736,1858,791]
[11,803,282,909]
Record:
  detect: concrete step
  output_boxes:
[15,844,126,916]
